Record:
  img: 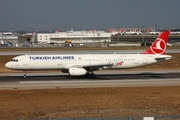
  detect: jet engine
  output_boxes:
[68,67,87,76]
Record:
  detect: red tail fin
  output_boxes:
[143,31,170,55]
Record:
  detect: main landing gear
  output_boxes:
[86,72,96,78]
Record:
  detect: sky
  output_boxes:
[0,0,180,31]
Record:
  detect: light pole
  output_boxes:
[154,24,157,39]
[154,24,157,32]
[118,25,120,43]
[85,25,87,44]
[142,26,144,43]
[86,29,87,44]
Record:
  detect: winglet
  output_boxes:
[143,30,170,55]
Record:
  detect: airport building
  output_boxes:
[35,30,111,44]
[0,35,18,47]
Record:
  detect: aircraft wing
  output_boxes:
[72,62,114,70]
[72,63,115,71]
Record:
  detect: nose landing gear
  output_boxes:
[23,71,27,79]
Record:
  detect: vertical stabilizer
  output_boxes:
[143,31,170,55]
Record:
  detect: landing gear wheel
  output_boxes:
[23,71,27,79]
[86,72,96,78]
[90,73,96,78]
[23,75,26,79]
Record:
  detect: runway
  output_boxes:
[0,70,180,90]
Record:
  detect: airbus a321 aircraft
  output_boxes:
[5,31,172,78]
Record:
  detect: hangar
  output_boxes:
[35,30,111,44]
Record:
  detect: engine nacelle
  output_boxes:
[68,67,87,76]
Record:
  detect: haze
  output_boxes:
[0,0,179,31]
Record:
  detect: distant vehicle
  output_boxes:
[65,39,72,43]
[50,42,60,46]
[22,44,30,47]
[50,42,57,45]
[79,43,84,46]
[53,43,58,46]
[5,41,13,47]
[64,43,72,47]
[5,31,171,78]
[37,42,42,44]
[0,40,4,46]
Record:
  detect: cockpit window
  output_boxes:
[10,59,18,62]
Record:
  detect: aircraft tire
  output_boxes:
[90,73,96,78]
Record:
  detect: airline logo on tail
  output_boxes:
[143,31,170,55]
[150,38,166,54]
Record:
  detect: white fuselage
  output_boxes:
[5,54,171,71]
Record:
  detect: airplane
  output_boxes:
[5,31,172,78]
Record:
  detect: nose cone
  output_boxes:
[5,62,11,69]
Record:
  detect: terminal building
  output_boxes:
[35,30,111,44]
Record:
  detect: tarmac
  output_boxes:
[0,70,180,90]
